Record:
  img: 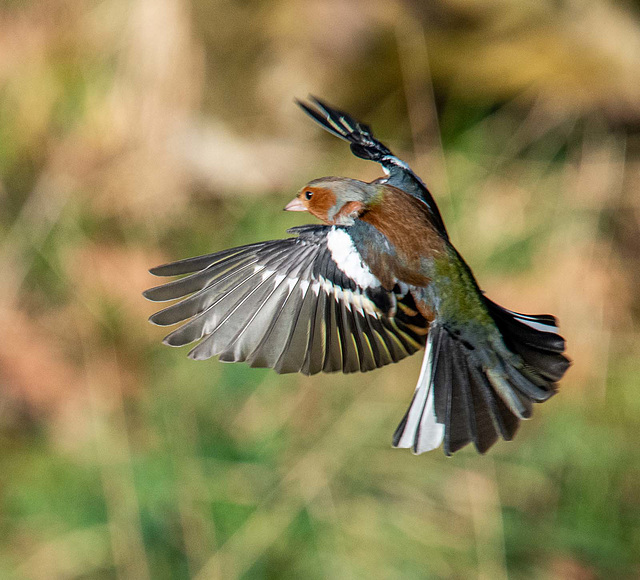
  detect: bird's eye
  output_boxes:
[304,190,314,200]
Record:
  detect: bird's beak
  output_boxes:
[284,197,307,212]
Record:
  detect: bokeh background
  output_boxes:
[1,0,640,578]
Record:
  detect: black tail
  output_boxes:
[393,300,570,456]
[482,298,571,384]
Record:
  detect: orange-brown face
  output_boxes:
[284,185,337,223]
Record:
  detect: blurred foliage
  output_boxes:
[0,0,639,578]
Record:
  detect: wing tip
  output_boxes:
[148,313,163,326]
[148,264,171,276]
[142,286,168,302]
[294,96,312,113]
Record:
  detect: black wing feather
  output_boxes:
[145,226,429,375]
[297,96,449,239]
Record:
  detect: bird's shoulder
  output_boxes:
[356,184,448,267]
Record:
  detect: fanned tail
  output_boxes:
[393,301,570,455]
[392,327,445,454]
[482,297,571,384]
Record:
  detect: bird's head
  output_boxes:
[284,177,377,225]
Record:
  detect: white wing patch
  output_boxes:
[326,227,381,289]
[255,265,380,319]
[317,275,379,317]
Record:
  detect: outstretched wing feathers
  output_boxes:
[296,98,382,150]
[188,243,317,361]
[145,243,275,302]
[297,96,449,239]
[148,242,271,277]
[145,226,429,375]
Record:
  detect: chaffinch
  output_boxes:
[144,97,570,456]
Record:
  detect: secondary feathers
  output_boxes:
[145,225,427,375]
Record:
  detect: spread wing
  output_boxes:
[144,225,429,375]
[296,96,449,239]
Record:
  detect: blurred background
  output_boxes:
[1,0,639,578]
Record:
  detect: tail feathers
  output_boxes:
[483,297,571,384]
[393,309,569,455]
[392,329,445,454]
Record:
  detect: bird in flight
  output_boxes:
[144,97,570,456]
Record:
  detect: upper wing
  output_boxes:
[144,225,428,375]
[296,96,449,240]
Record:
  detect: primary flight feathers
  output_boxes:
[145,97,570,456]
[144,225,427,374]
